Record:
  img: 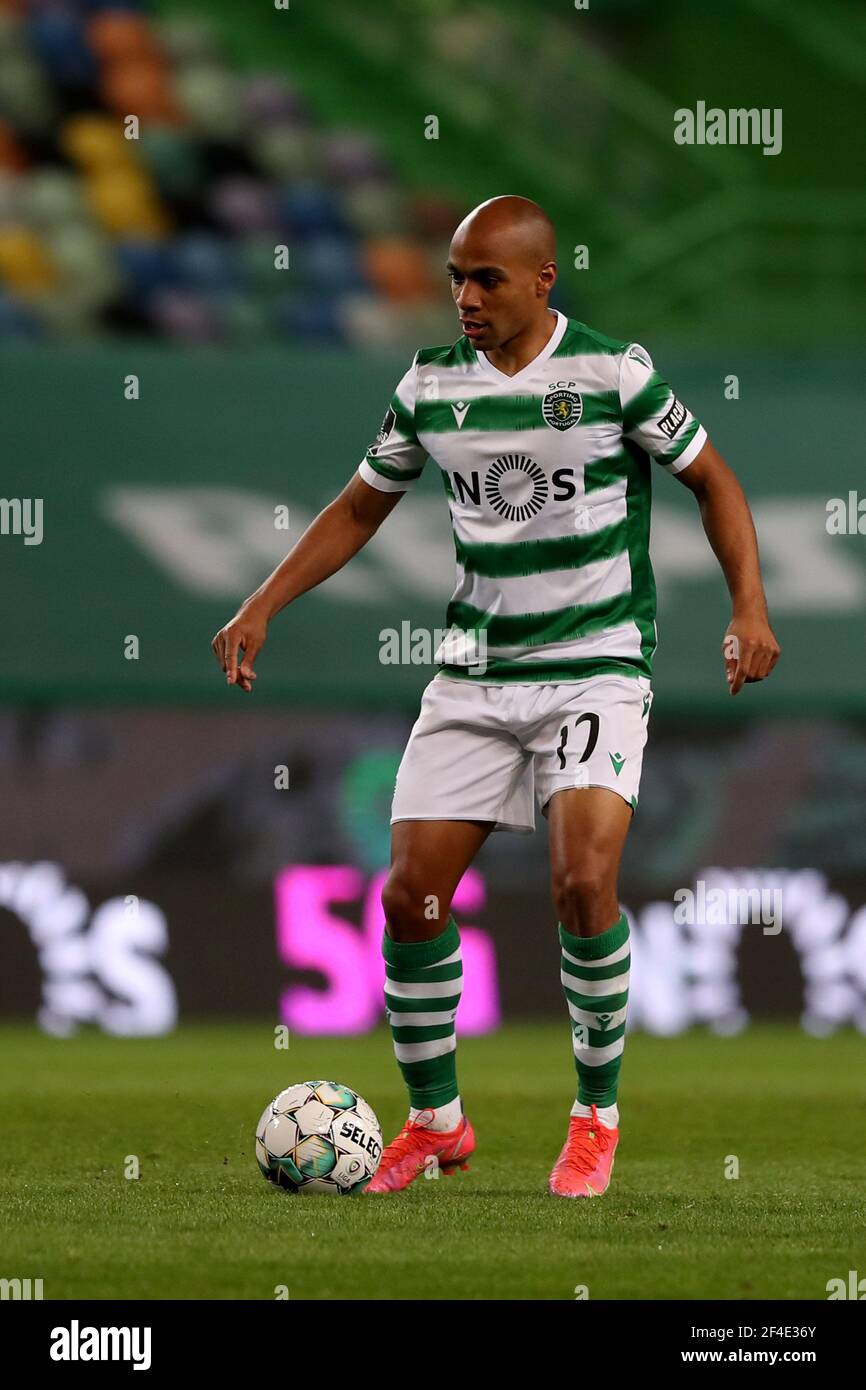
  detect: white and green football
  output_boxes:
[255,1080,382,1195]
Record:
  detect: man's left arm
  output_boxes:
[675,437,781,695]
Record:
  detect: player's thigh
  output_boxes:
[392,678,532,832]
[546,786,633,897]
[383,818,492,941]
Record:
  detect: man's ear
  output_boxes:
[538,261,557,296]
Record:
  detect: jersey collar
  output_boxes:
[472,309,568,388]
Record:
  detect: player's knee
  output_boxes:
[553,865,612,934]
[381,868,447,942]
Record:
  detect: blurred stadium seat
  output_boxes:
[0,0,466,344]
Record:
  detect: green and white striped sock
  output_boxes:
[383,916,463,1120]
[559,911,630,1115]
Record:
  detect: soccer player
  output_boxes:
[212,196,780,1197]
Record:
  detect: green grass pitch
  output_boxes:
[2,1021,864,1300]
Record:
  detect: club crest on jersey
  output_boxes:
[542,388,582,431]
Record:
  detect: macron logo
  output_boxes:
[50,1321,152,1371]
[451,401,470,429]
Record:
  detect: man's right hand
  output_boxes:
[209,476,403,694]
[211,603,269,693]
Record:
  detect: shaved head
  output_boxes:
[453,195,557,267]
[446,195,558,363]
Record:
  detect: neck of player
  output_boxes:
[484,306,558,377]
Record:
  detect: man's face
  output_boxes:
[446,226,552,351]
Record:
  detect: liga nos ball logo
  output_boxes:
[256,1080,383,1194]
[367,405,396,456]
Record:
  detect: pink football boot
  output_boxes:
[549,1104,618,1198]
[365,1112,475,1193]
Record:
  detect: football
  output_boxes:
[255,1080,383,1194]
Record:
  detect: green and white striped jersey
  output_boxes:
[358,310,706,683]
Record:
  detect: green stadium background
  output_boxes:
[1,0,865,1042]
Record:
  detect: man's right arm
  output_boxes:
[211,475,403,691]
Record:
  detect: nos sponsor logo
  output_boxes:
[450,464,579,511]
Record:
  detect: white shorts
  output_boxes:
[391,673,653,834]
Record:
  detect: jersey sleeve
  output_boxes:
[618,343,707,474]
[358,354,428,493]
